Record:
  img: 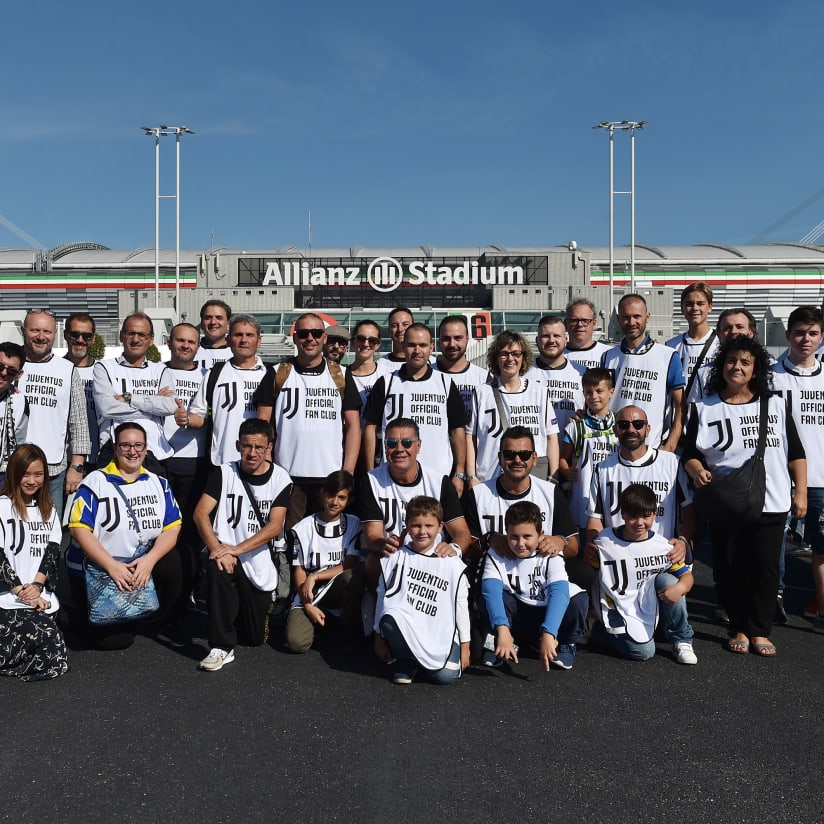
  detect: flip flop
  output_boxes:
[751,641,777,657]
[727,638,750,654]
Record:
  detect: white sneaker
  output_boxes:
[674,641,698,665]
[199,648,235,671]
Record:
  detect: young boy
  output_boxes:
[285,470,365,653]
[481,501,588,671]
[591,483,697,664]
[558,368,618,533]
[373,496,470,685]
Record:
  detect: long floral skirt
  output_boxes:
[0,609,69,681]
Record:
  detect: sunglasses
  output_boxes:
[617,419,647,431]
[0,364,21,379]
[326,337,349,346]
[295,328,324,340]
[500,449,534,462]
[355,335,380,347]
[67,331,95,342]
[27,308,57,318]
[498,351,524,360]
[385,437,417,450]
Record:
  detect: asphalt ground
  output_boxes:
[3,544,823,824]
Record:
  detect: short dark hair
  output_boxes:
[404,322,432,343]
[200,300,232,320]
[438,315,468,335]
[500,425,535,451]
[121,312,154,335]
[619,483,658,518]
[618,293,648,312]
[388,306,414,324]
[170,322,200,338]
[114,421,147,442]
[66,312,96,333]
[504,500,542,532]
[239,418,274,443]
[353,319,381,338]
[321,470,354,497]
[386,417,420,439]
[0,341,25,367]
[717,308,756,334]
[405,495,443,523]
[582,367,614,389]
[538,314,566,329]
[787,305,824,332]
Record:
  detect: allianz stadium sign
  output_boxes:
[259,256,526,293]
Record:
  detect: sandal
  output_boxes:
[751,641,777,657]
[727,637,750,654]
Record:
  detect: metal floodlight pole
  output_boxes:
[593,120,647,305]
[173,126,194,314]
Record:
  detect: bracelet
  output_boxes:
[32,581,45,592]
[677,535,693,550]
[183,413,190,430]
[451,472,468,481]
[449,542,463,558]
[69,463,86,474]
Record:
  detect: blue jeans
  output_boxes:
[49,470,66,519]
[593,572,694,661]
[379,615,462,685]
[807,488,824,556]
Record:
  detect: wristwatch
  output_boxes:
[123,392,132,405]
[69,463,85,474]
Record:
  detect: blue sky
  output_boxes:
[2,1,823,252]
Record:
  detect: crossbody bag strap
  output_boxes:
[683,330,717,400]
[491,380,510,431]
[755,394,770,458]
[110,482,147,547]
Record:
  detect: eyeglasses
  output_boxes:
[498,351,524,360]
[616,419,647,431]
[239,444,268,453]
[385,437,418,450]
[116,442,146,452]
[500,449,534,462]
[122,330,152,340]
[355,335,380,347]
[567,317,594,326]
[325,338,348,347]
[295,328,325,340]
[0,364,21,379]
[67,331,95,342]
[26,308,57,318]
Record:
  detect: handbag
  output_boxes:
[692,394,769,526]
[84,483,160,626]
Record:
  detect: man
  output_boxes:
[63,312,100,467]
[188,314,274,467]
[0,342,28,478]
[256,312,361,528]
[525,314,585,434]
[322,325,350,364]
[18,309,90,510]
[601,294,685,451]
[93,313,175,470]
[771,306,824,628]
[564,298,610,370]
[666,282,719,404]
[359,417,471,584]
[381,306,415,368]
[463,426,586,585]
[163,322,210,631]
[434,315,488,422]
[196,299,233,368]
[363,323,466,486]
[585,405,693,563]
[193,419,292,671]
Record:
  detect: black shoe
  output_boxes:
[713,604,730,625]
[157,623,188,648]
[775,591,788,625]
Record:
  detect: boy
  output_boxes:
[558,368,618,534]
[285,470,365,653]
[771,305,824,629]
[373,496,470,685]
[591,483,697,664]
[481,501,588,671]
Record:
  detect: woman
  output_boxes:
[683,337,806,657]
[68,422,183,650]
[467,331,559,483]
[0,443,68,681]
[348,319,389,471]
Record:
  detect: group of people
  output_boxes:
[0,284,818,683]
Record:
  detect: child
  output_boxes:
[591,483,697,664]
[558,368,618,533]
[374,496,470,685]
[286,470,365,653]
[481,501,588,671]
[0,444,69,681]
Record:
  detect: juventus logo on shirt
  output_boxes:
[386,394,404,422]
[483,408,504,438]
[219,382,238,412]
[99,499,121,533]
[379,497,401,533]
[227,493,243,529]
[4,518,24,555]
[709,419,734,451]
[279,387,300,420]
[606,481,622,517]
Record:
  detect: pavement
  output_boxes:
[4,544,824,824]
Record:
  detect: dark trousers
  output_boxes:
[711,514,785,638]
[499,589,589,646]
[207,558,273,650]
[69,549,183,650]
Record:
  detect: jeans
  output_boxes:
[593,572,694,661]
[379,614,462,684]
[49,470,66,519]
